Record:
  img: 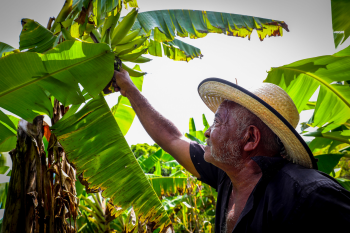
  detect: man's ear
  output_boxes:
[243,126,261,152]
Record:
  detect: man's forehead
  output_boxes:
[217,100,238,111]
[215,100,238,118]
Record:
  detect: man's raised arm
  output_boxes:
[113,69,200,178]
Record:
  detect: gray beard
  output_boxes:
[211,139,243,168]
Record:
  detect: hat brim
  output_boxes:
[198,78,317,169]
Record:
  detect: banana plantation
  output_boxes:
[0,0,350,232]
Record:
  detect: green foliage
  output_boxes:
[131,143,160,158]
[331,0,350,48]
[133,114,216,232]
[265,45,350,132]
[51,94,172,230]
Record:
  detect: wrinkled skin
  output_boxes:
[204,100,245,169]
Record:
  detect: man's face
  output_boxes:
[204,101,244,168]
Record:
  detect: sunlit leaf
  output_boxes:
[0,40,114,121]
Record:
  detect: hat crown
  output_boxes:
[250,83,299,128]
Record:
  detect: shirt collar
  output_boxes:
[251,155,289,177]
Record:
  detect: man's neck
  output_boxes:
[221,156,263,194]
[221,157,263,233]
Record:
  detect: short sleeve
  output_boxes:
[189,141,220,189]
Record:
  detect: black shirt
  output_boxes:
[190,142,350,233]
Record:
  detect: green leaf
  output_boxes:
[132,10,287,61]
[265,45,350,131]
[315,154,344,174]
[185,133,205,145]
[303,129,350,144]
[111,65,144,136]
[0,182,9,209]
[303,101,316,111]
[0,40,114,121]
[161,153,175,162]
[139,149,164,173]
[0,42,17,58]
[149,177,187,198]
[336,178,350,191]
[202,114,209,132]
[0,166,9,175]
[163,160,180,168]
[189,118,196,137]
[134,10,287,41]
[20,19,57,53]
[164,39,201,60]
[331,0,350,48]
[154,161,162,176]
[51,94,171,230]
[0,111,17,152]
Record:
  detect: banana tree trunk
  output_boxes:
[1,101,79,233]
[1,116,45,233]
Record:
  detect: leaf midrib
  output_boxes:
[277,67,350,108]
[0,50,109,98]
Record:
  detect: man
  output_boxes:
[113,69,350,233]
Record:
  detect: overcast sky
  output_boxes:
[1,0,349,146]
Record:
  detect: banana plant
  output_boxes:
[264,45,350,191]
[0,0,289,231]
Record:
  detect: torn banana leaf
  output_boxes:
[149,177,188,198]
[144,38,201,62]
[51,94,171,231]
[133,10,288,42]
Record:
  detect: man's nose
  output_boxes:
[204,126,211,138]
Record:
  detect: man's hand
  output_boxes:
[113,69,136,97]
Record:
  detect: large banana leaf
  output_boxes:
[51,94,171,231]
[132,10,287,61]
[331,0,350,48]
[134,10,288,42]
[0,40,114,121]
[149,177,188,198]
[111,65,144,136]
[264,45,350,132]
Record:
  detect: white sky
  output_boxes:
[1,0,349,146]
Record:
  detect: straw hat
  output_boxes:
[198,78,318,169]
